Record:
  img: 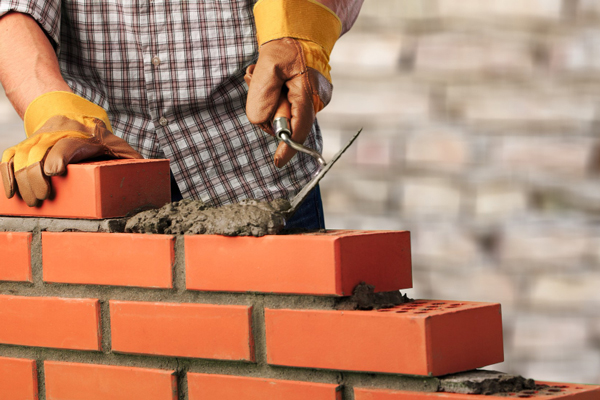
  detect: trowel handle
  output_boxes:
[272,90,327,168]
[274,91,292,123]
[273,91,292,140]
[273,90,292,142]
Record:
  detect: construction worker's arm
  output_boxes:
[245,0,364,168]
[0,12,142,207]
[0,12,72,117]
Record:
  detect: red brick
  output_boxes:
[0,295,101,351]
[44,361,176,400]
[0,356,38,400]
[110,300,254,361]
[0,159,170,219]
[187,373,341,400]
[354,381,600,399]
[265,300,503,376]
[0,231,32,282]
[43,232,174,288]
[185,230,412,295]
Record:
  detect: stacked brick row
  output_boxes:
[0,228,504,398]
[0,159,598,399]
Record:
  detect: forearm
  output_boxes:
[316,0,364,35]
[0,12,71,119]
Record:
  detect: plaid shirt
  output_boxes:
[0,0,322,206]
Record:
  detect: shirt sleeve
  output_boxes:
[315,0,364,35]
[0,0,61,51]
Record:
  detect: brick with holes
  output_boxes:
[265,300,503,376]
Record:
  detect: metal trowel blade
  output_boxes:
[284,128,362,220]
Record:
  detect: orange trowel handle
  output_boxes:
[274,91,292,124]
[271,91,326,168]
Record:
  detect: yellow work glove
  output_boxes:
[0,91,143,207]
[245,0,342,168]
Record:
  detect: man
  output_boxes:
[0,0,363,229]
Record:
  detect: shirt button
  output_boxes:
[159,117,168,126]
[152,56,161,66]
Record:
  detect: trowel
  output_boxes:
[271,95,361,221]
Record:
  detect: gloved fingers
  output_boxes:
[44,124,143,176]
[1,145,18,198]
[245,58,287,134]
[273,77,316,168]
[13,134,42,172]
[14,165,39,207]
[0,158,16,199]
[27,161,51,201]
[274,141,295,168]
[243,64,255,86]
[14,141,53,204]
[27,116,93,162]
[271,92,296,167]
[106,136,144,159]
[1,145,16,164]
[97,121,144,160]
[44,137,103,176]
[27,126,90,175]
[306,67,333,113]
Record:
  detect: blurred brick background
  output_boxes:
[2,0,600,385]
[319,0,600,384]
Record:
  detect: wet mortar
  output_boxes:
[439,370,537,395]
[124,198,291,237]
[335,282,412,310]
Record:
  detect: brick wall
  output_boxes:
[2,0,600,387]
[1,159,600,399]
[0,178,498,399]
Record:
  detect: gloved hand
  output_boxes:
[245,0,342,168]
[0,91,143,207]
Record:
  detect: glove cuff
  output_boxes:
[298,40,332,83]
[24,91,112,137]
[253,0,342,54]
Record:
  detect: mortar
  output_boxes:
[124,198,291,237]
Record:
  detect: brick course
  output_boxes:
[0,231,31,282]
[265,301,503,376]
[0,295,101,351]
[187,373,341,400]
[44,361,177,400]
[43,232,174,288]
[185,230,412,295]
[0,356,38,400]
[0,159,170,219]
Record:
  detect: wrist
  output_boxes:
[253,0,342,53]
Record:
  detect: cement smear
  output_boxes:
[124,198,291,237]
[335,282,412,310]
[439,370,536,395]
